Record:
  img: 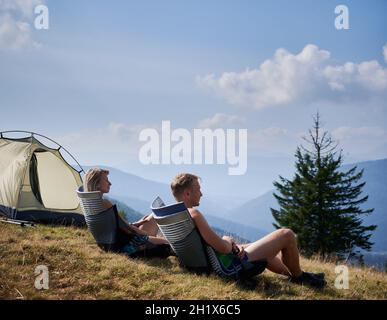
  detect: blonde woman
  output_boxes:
[83,168,173,258]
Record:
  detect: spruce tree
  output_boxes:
[271,113,376,259]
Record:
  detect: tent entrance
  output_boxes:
[30,151,80,210]
[29,153,43,205]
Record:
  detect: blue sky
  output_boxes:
[1,0,386,198]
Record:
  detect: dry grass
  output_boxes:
[0,223,386,300]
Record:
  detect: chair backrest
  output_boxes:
[76,187,118,251]
[151,197,244,277]
[151,197,211,273]
[76,186,105,216]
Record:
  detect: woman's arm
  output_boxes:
[102,199,149,236]
[116,213,148,236]
[120,222,148,236]
[189,208,233,254]
[132,214,153,227]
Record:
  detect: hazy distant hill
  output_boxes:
[84,166,231,214]
[105,196,144,223]
[120,155,295,199]
[83,166,175,204]
[342,159,387,252]
[105,196,252,242]
[225,158,387,252]
[212,227,250,244]
[206,213,267,241]
[225,190,278,233]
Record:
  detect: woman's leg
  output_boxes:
[244,228,303,277]
[148,236,169,245]
[138,217,160,236]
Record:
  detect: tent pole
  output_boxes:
[0,217,35,227]
[0,130,85,173]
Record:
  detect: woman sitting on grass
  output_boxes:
[83,168,173,258]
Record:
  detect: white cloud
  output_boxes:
[0,13,38,50]
[331,126,387,158]
[247,125,387,159]
[324,60,387,92]
[198,113,245,129]
[383,43,387,64]
[332,126,385,140]
[248,127,302,156]
[107,122,151,140]
[0,0,44,51]
[197,44,387,109]
[55,122,153,167]
[0,0,42,19]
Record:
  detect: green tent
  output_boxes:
[0,131,85,226]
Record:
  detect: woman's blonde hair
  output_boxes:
[83,168,109,192]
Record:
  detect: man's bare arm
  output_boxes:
[189,208,232,254]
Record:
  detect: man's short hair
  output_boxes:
[171,173,200,199]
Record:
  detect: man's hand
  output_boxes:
[234,245,246,260]
[230,242,246,260]
[222,235,235,254]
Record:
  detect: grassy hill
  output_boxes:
[0,223,386,300]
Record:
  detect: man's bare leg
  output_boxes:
[244,228,303,277]
[267,254,291,276]
[241,244,290,276]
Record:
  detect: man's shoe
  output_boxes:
[305,271,325,279]
[290,271,327,288]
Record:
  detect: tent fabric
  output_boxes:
[0,135,85,226]
[0,139,30,208]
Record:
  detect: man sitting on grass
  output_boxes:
[170,173,327,288]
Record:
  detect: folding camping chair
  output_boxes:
[76,188,172,259]
[151,197,267,279]
[76,186,123,252]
